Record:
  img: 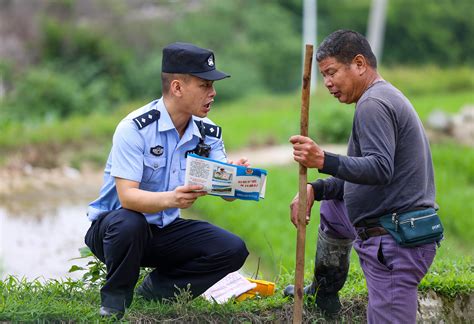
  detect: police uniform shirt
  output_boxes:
[87,98,227,227]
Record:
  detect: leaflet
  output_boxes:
[184,154,267,201]
[201,271,256,304]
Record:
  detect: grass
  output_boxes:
[379,65,474,97]
[0,275,359,322]
[0,277,101,322]
[0,256,471,322]
[410,91,473,119]
[431,143,474,248]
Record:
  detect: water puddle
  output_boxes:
[0,167,270,281]
[0,202,91,280]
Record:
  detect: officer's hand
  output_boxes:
[172,185,208,209]
[290,184,315,228]
[228,157,250,167]
[289,135,325,169]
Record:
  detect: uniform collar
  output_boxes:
[191,117,205,139]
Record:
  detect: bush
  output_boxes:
[123,55,163,102]
[384,0,474,66]
[3,1,473,123]
[1,66,129,120]
[172,0,301,97]
[5,67,85,119]
[310,102,353,143]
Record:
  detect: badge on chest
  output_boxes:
[150,145,164,156]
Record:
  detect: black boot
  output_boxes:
[99,306,124,319]
[136,274,165,301]
[283,227,352,315]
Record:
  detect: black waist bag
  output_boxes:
[379,208,444,247]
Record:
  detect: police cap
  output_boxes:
[162,42,230,81]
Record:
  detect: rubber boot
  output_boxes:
[283,227,352,315]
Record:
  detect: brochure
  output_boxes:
[201,271,256,304]
[184,154,267,201]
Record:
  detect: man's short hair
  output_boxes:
[161,72,190,94]
[316,29,377,68]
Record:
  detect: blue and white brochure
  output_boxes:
[185,154,267,201]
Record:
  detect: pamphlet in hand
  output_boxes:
[185,154,267,201]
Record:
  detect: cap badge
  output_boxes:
[150,145,164,157]
[207,55,214,67]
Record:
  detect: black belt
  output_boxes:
[357,226,389,240]
[355,217,389,240]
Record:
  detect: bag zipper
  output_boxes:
[398,213,437,228]
[392,213,399,231]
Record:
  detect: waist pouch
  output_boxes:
[379,208,444,247]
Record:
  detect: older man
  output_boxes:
[285,30,438,323]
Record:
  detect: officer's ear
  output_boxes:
[170,75,191,97]
[170,79,183,97]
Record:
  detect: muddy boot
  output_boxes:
[283,227,352,315]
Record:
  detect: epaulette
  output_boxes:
[133,110,160,129]
[194,120,222,139]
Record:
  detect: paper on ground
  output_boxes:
[201,271,256,304]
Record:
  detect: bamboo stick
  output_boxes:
[293,44,313,324]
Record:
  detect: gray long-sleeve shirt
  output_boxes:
[313,81,436,225]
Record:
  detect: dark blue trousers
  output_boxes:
[85,209,249,311]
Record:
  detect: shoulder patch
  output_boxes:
[194,120,222,139]
[133,110,160,129]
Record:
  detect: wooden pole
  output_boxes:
[293,44,313,324]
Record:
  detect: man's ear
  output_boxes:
[170,79,183,97]
[353,54,368,75]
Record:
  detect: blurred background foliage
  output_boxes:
[0,0,473,123]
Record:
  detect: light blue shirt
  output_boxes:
[87,98,227,227]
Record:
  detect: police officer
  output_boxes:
[284,30,437,323]
[85,42,249,319]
